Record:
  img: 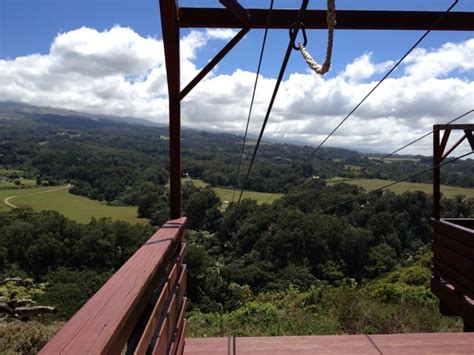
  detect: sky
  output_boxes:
[1,0,473,155]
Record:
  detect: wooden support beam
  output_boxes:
[219,0,250,27]
[180,27,250,100]
[465,130,474,151]
[433,128,441,220]
[438,129,451,161]
[160,0,182,219]
[441,135,467,162]
[434,124,474,131]
[179,8,474,31]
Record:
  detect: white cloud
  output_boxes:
[0,26,473,155]
[343,52,394,83]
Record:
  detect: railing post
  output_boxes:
[433,126,440,220]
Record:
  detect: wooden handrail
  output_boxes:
[40,217,187,355]
[432,218,474,330]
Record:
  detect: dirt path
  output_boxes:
[3,184,72,209]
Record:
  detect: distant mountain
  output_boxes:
[0,101,426,158]
[0,101,164,128]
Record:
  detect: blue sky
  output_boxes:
[0,0,473,154]
[2,0,473,76]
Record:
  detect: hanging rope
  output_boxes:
[297,0,336,75]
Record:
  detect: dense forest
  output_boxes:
[2,110,474,204]
[0,108,473,352]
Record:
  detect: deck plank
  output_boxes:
[370,332,474,354]
[184,333,474,354]
[235,335,378,354]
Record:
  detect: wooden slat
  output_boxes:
[432,242,474,286]
[431,277,474,328]
[169,263,179,292]
[178,243,187,263]
[170,297,187,355]
[135,244,187,353]
[177,319,187,355]
[433,258,474,300]
[433,219,474,248]
[40,217,186,355]
[134,281,170,355]
[433,233,474,260]
[178,265,187,303]
[152,315,170,355]
[167,293,178,347]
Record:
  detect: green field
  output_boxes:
[1,186,146,224]
[184,178,283,205]
[0,179,36,189]
[368,157,421,163]
[328,178,474,199]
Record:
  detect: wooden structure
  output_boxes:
[40,218,188,354]
[432,124,474,332]
[40,2,474,354]
[160,0,474,219]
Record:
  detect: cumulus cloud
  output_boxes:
[0,26,473,155]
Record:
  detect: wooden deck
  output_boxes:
[184,333,474,354]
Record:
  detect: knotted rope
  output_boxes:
[298,0,336,75]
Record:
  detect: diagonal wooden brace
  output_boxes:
[179,27,249,100]
[465,130,474,151]
[219,0,251,27]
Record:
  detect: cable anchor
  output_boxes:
[289,22,307,50]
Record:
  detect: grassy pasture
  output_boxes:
[1,186,146,224]
[368,157,421,163]
[184,178,283,205]
[327,178,474,199]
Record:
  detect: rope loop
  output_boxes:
[289,22,307,50]
[298,0,336,75]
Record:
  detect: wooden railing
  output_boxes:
[40,217,188,354]
[431,218,474,331]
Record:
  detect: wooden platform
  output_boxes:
[184,333,474,354]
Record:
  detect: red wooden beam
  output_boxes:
[441,135,466,162]
[438,129,451,161]
[433,128,441,220]
[179,8,474,31]
[465,130,474,151]
[434,124,474,131]
[160,0,182,219]
[219,0,250,27]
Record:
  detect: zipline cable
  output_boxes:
[301,0,459,166]
[237,0,310,205]
[375,109,473,162]
[232,0,275,203]
[321,151,474,214]
[264,0,460,205]
[264,110,474,205]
